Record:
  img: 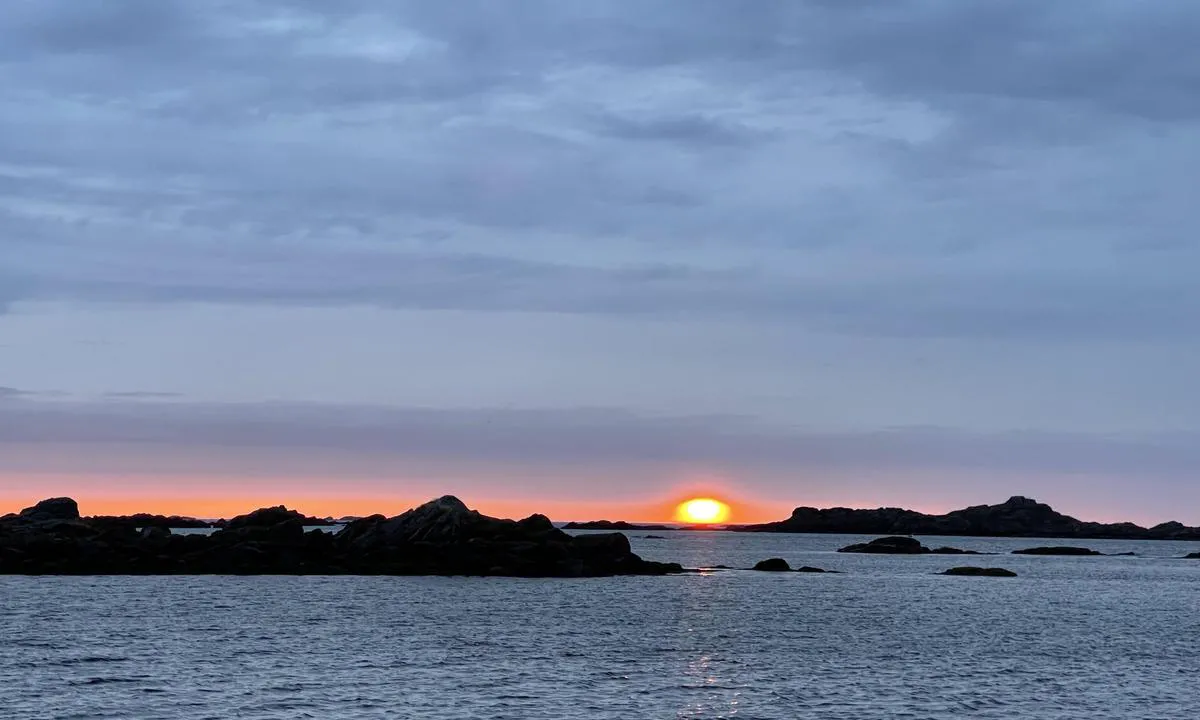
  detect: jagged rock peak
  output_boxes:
[1002,496,1041,507]
[373,495,485,543]
[225,505,308,529]
[427,495,470,512]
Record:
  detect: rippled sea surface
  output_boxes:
[3,532,1199,719]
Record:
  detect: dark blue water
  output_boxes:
[3,532,1197,719]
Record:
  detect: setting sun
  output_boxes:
[675,497,731,524]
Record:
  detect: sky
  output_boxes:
[2,0,1199,523]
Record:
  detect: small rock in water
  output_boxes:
[796,566,828,573]
[941,566,1017,577]
[838,536,928,554]
[1011,546,1102,556]
[929,546,982,555]
[752,558,791,571]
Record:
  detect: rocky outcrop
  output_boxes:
[753,558,791,571]
[941,566,1017,577]
[0,496,685,577]
[563,520,671,531]
[218,506,337,529]
[1011,546,1103,556]
[750,558,832,573]
[837,536,977,554]
[18,497,80,522]
[838,536,928,554]
[1184,552,1200,559]
[928,546,982,555]
[740,496,1200,540]
[89,514,213,529]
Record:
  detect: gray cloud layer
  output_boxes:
[3,394,1197,481]
[3,2,1199,513]
[2,1,1199,340]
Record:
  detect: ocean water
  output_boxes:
[3,532,1198,719]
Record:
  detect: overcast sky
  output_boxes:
[2,1,1199,521]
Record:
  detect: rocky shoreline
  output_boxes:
[738,496,1200,540]
[0,497,684,577]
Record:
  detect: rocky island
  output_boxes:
[740,496,1200,540]
[941,567,1018,577]
[562,520,672,531]
[212,506,340,528]
[837,536,981,555]
[0,496,685,577]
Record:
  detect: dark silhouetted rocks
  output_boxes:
[563,520,671,531]
[1011,546,1103,556]
[941,566,1017,577]
[89,514,213,530]
[753,558,791,571]
[20,497,80,522]
[0,496,686,577]
[929,546,982,555]
[838,536,976,555]
[751,558,833,573]
[839,536,928,554]
[219,506,337,529]
[741,496,1200,541]
[642,535,667,539]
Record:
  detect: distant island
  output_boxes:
[563,520,728,532]
[737,496,1200,540]
[83,507,340,530]
[0,496,683,577]
[563,520,672,531]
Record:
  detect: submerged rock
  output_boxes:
[0,496,686,577]
[941,566,1017,577]
[753,558,791,571]
[929,546,982,555]
[796,566,830,573]
[1011,546,1102,556]
[1185,552,1200,559]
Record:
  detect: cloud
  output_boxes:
[796,1,1200,124]
[102,391,184,400]
[0,0,1197,345]
[590,112,772,146]
[2,395,1197,481]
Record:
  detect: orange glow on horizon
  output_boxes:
[0,473,788,523]
[0,491,785,524]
